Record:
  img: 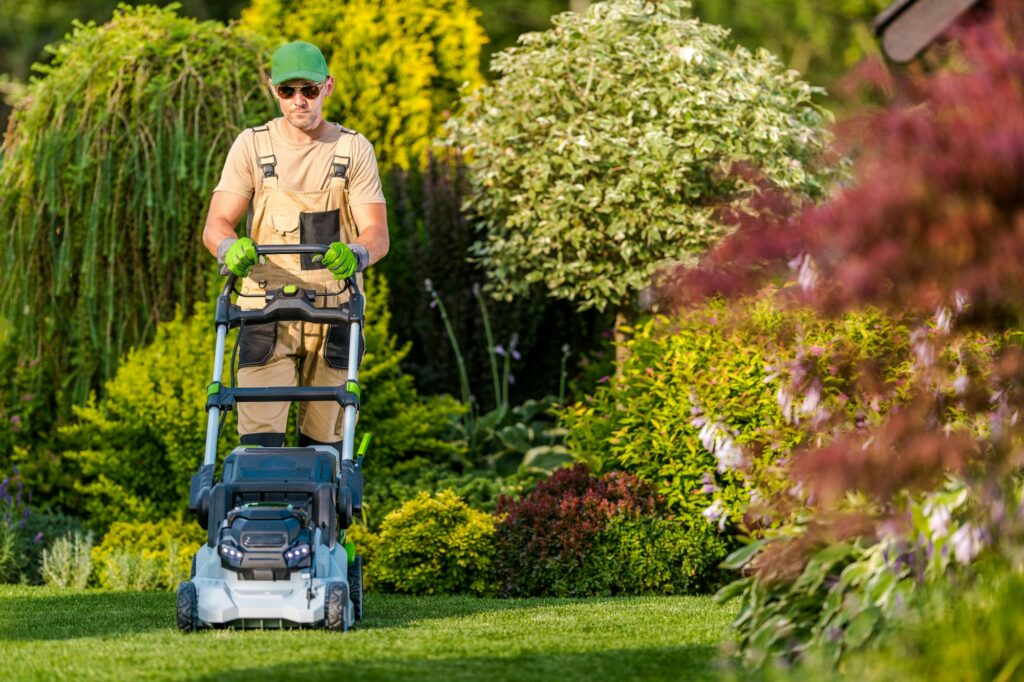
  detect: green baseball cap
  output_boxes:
[271,41,329,85]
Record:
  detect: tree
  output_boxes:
[0,6,276,416]
[239,0,487,170]
[444,0,837,316]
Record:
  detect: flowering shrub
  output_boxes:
[562,291,913,532]
[373,491,497,595]
[492,464,725,596]
[674,0,1024,670]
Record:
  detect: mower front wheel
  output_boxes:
[325,582,350,632]
[176,581,199,633]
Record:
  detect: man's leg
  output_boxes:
[237,321,299,446]
[296,321,350,445]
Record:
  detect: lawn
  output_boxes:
[0,586,735,681]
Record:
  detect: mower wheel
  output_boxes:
[325,582,350,632]
[350,556,363,621]
[176,581,199,633]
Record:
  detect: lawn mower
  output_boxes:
[177,243,366,632]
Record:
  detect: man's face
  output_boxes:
[273,76,334,131]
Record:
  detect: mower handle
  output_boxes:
[220,243,359,299]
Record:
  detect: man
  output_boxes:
[202,40,389,450]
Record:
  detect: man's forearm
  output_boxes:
[203,217,242,259]
[353,224,390,268]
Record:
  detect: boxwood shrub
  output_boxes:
[373,490,497,595]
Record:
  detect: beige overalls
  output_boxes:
[236,124,363,446]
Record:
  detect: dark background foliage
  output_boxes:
[379,152,611,407]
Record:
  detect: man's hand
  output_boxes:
[321,242,363,279]
[222,237,259,277]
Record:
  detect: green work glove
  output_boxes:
[320,241,359,279]
[221,237,259,277]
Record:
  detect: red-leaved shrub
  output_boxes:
[492,464,665,597]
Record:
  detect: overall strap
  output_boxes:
[330,127,357,185]
[252,124,278,188]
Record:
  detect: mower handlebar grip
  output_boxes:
[220,243,359,299]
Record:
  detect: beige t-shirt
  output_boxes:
[213,117,386,213]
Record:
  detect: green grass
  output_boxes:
[0,586,735,681]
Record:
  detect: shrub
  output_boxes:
[0,5,276,415]
[240,0,486,170]
[374,491,497,595]
[491,464,721,597]
[561,290,913,531]
[445,0,837,312]
[40,532,94,590]
[92,520,205,591]
[593,515,729,596]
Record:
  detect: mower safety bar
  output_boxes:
[206,384,360,411]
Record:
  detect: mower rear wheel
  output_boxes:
[176,581,199,633]
[350,556,363,621]
[325,582,350,632]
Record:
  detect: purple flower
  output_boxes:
[597,375,611,384]
[509,334,521,361]
[508,374,516,386]
[33,532,43,545]
[429,299,437,309]
[494,345,506,357]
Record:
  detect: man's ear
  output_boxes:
[323,76,335,99]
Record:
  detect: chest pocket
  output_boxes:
[267,210,301,241]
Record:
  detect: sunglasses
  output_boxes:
[275,83,322,99]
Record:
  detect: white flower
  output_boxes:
[923,500,952,538]
[950,523,985,564]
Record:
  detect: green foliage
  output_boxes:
[62,270,461,531]
[362,459,542,529]
[689,0,890,90]
[827,563,1024,682]
[0,6,276,417]
[40,532,94,590]
[91,519,204,591]
[240,0,486,170]
[374,490,497,595]
[381,153,610,411]
[445,0,837,312]
[717,479,981,669]
[591,515,730,595]
[353,273,467,473]
[562,290,912,529]
[60,300,238,531]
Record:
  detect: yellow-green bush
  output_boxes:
[374,490,496,595]
[240,0,486,170]
[92,520,205,591]
[562,289,914,530]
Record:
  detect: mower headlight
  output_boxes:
[219,542,244,567]
[283,543,311,567]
